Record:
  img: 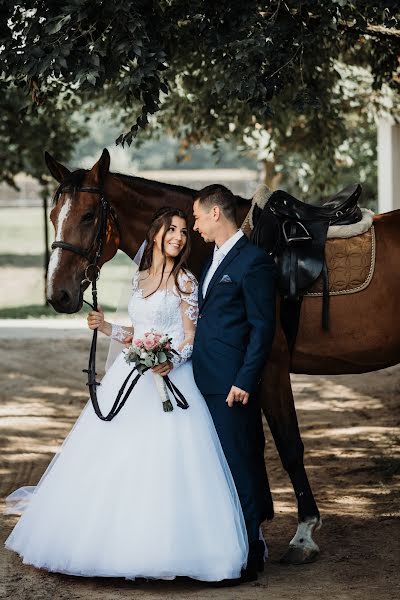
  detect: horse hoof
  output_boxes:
[280,517,321,565]
[280,544,319,565]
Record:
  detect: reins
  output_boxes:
[51,183,125,420]
[51,183,188,421]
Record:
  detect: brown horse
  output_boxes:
[44,148,400,564]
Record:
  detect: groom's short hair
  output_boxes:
[195,184,237,223]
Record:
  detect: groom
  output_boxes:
[191,184,277,583]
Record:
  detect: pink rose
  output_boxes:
[133,338,144,348]
[144,335,157,350]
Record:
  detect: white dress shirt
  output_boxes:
[202,229,244,297]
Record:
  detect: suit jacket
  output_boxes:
[192,235,277,396]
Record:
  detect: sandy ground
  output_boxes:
[0,335,399,600]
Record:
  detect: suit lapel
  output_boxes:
[200,235,248,310]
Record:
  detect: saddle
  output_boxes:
[250,184,363,351]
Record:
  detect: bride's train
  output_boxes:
[5,353,248,581]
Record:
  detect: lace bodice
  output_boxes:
[130,269,198,340]
[111,269,198,366]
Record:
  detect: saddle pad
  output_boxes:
[327,207,374,238]
[306,225,375,296]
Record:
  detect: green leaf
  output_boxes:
[158,351,167,363]
[86,72,98,86]
[47,14,71,35]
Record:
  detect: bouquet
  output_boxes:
[124,330,179,412]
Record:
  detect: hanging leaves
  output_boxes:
[0,1,398,160]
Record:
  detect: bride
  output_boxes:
[4,206,248,582]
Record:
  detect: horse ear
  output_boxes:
[90,148,110,185]
[44,151,71,183]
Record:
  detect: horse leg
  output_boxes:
[261,347,321,564]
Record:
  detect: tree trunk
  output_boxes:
[260,158,282,191]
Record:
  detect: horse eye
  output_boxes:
[81,212,94,223]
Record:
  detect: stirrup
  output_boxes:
[283,220,312,245]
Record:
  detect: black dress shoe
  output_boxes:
[239,563,258,583]
[208,577,242,588]
[208,571,255,587]
[208,558,262,587]
[208,540,266,587]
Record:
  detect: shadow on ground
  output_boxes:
[0,340,399,599]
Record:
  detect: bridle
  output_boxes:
[51,184,116,291]
[51,182,121,420]
[51,180,191,421]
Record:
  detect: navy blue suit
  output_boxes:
[192,234,277,543]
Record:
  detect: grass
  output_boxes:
[0,254,45,267]
[0,207,50,254]
[0,251,132,268]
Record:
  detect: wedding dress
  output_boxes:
[4,269,248,581]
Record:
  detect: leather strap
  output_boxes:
[321,261,330,331]
[164,376,189,410]
[51,240,91,260]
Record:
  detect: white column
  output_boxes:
[377,118,400,213]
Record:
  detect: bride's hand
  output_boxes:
[152,360,173,377]
[123,335,133,348]
[87,305,105,332]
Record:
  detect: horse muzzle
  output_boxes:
[47,285,84,314]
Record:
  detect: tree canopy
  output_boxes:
[0,1,399,194]
[0,80,86,192]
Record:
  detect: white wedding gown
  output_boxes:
[4,270,248,581]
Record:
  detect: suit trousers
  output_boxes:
[203,392,273,544]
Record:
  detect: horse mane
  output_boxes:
[112,172,198,197]
[51,168,251,207]
[51,169,87,205]
[113,172,251,207]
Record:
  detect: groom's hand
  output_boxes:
[226,386,249,407]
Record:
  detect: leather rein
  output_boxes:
[51,184,188,420]
[51,183,121,420]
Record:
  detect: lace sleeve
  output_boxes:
[176,270,199,325]
[109,270,138,343]
[110,323,132,342]
[171,271,199,367]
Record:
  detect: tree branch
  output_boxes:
[339,21,400,39]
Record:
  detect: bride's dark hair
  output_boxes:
[139,206,192,298]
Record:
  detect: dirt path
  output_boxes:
[0,338,399,600]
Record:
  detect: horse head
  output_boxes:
[45,148,120,313]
